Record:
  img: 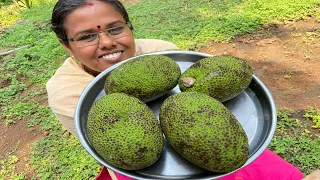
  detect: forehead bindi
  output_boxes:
[87,0,94,6]
[65,1,125,35]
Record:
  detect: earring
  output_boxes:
[71,55,79,63]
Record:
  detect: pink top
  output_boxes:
[96,149,304,180]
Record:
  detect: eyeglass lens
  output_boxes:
[73,23,132,47]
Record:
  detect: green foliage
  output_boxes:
[270,133,320,175]
[304,108,320,129]
[0,20,52,47]
[30,130,101,180]
[2,102,33,125]
[276,107,300,132]
[269,107,320,175]
[0,20,67,84]
[129,0,320,49]
[0,77,27,106]
[0,0,13,6]
[14,0,56,9]
[0,155,26,180]
[0,3,21,28]
[15,0,32,9]
[21,2,54,22]
[0,100,53,129]
[0,0,54,28]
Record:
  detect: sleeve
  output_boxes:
[303,169,320,180]
[46,58,94,136]
[46,77,90,136]
[53,113,77,136]
[135,39,179,55]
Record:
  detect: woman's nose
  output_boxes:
[98,32,117,49]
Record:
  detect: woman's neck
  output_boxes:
[78,62,100,77]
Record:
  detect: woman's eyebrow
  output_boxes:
[74,29,95,35]
[106,20,126,27]
[73,20,125,35]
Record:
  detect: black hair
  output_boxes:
[51,0,132,46]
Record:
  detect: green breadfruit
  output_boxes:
[104,54,181,102]
[87,93,164,170]
[159,92,249,173]
[179,55,252,102]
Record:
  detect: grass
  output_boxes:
[0,0,319,179]
[304,109,320,129]
[129,0,320,49]
[0,6,20,28]
[269,108,320,175]
[0,155,26,180]
[29,131,101,179]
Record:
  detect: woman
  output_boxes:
[47,0,304,179]
[47,0,178,136]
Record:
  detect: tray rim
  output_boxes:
[74,50,277,180]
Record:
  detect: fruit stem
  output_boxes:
[182,77,196,87]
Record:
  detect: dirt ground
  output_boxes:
[0,17,319,177]
[201,18,320,110]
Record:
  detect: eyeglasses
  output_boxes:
[66,22,133,47]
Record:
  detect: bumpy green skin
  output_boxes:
[160,92,249,173]
[87,93,164,170]
[104,54,181,102]
[179,55,252,102]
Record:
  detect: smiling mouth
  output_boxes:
[100,51,122,60]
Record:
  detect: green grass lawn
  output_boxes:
[0,0,319,179]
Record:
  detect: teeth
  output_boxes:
[102,52,121,60]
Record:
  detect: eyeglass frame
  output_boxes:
[66,21,133,47]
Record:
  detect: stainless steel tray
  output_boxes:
[74,50,277,180]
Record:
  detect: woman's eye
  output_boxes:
[108,26,125,35]
[76,33,97,41]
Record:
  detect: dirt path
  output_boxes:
[200,18,320,110]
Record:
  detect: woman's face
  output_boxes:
[61,1,136,74]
